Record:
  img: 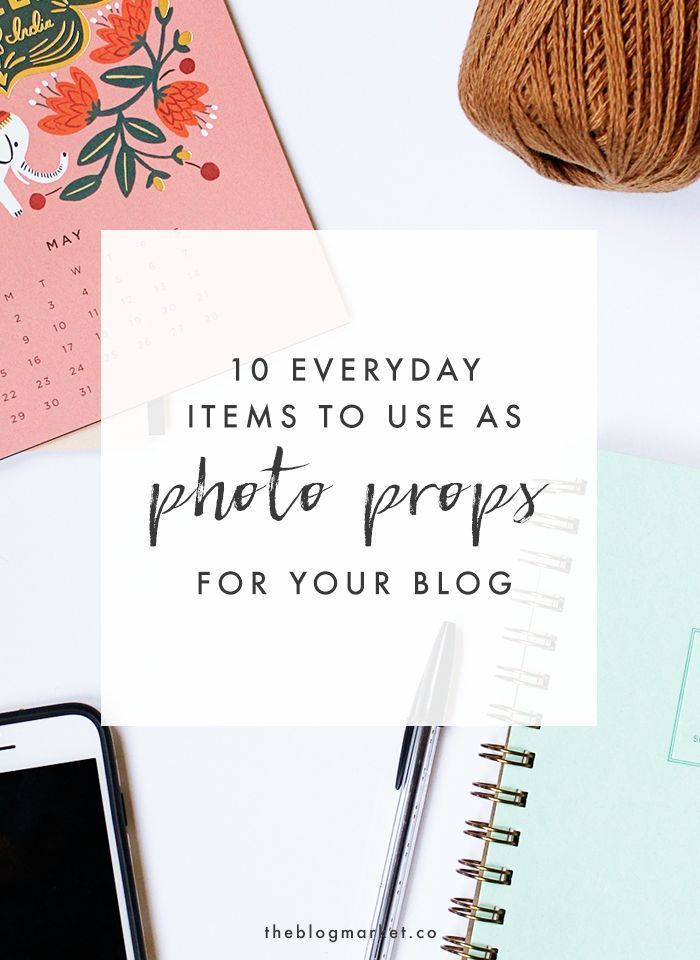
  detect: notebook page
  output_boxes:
[468,452,700,958]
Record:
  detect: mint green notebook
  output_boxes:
[453,452,700,959]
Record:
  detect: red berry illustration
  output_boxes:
[30,193,46,210]
[180,57,196,74]
[200,162,220,181]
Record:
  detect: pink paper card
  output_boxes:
[0,0,311,459]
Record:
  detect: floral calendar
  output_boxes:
[0,0,311,458]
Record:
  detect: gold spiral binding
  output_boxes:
[464,821,520,846]
[503,626,557,650]
[478,743,535,768]
[495,664,550,689]
[446,736,539,959]
[471,782,528,807]
[457,859,513,885]
[488,703,543,727]
[442,936,498,959]
[449,899,506,924]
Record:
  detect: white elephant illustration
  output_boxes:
[0,111,69,218]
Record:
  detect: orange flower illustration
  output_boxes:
[38,68,100,135]
[155,81,209,137]
[91,0,152,64]
[26,1,221,209]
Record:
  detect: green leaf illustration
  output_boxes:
[77,127,119,166]
[124,117,167,144]
[100,65,153,88]
[115,145,137,198]
[60,175,102,202]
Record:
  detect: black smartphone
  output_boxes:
[0,703,146,960]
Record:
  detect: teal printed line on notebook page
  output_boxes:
[669,628,700,767]
[464,452,700,960]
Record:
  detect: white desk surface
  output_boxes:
[2,0,699,953]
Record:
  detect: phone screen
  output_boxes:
[0,758,128,959]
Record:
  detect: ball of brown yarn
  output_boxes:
[459,0,700,192]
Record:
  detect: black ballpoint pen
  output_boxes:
[364,622,458,960]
